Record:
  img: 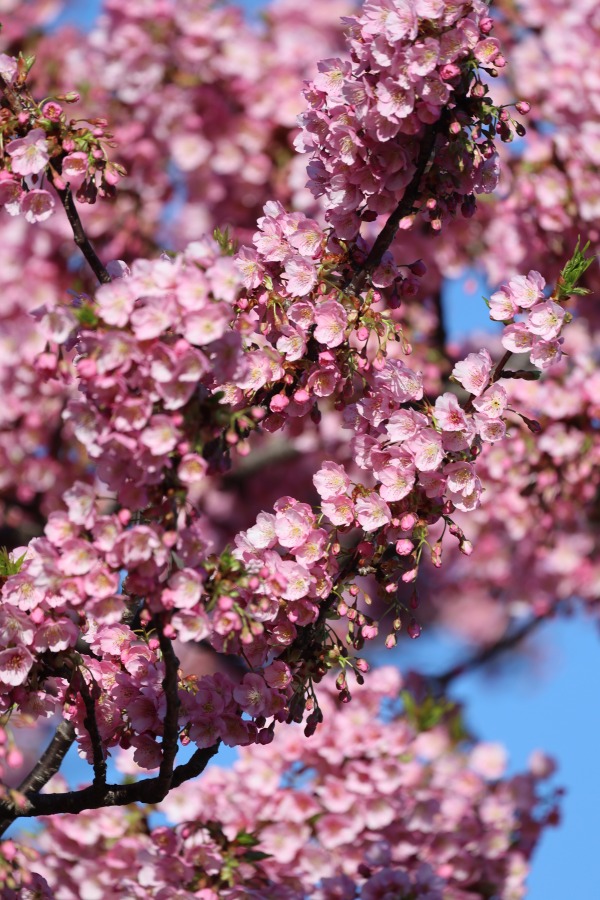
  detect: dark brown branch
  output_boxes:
[347,122,440,296]
[491,349,513,384]
[78,676,107,787]
[0,74,111,286]
[0,721,75,836]
[17,721,76,797]
[3,743,219,819]
[56,187,111,285]
[428,287,453,378]
[154,619,181,797]
[432,615,546,691]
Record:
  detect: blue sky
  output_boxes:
[32,2,600,897]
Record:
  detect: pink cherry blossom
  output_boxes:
[508,271,546,309]
[6,128,49,176]
[452,349,493,396]
[527,301,566,340]
[0,645,34,686]
[355,492,392,530]
[20,189,55,223]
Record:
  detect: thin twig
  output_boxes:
[346,122,440,296]
[78,675,107,787]
[432,615,546,691]
[430,288,452,376]
[56,187,111,284]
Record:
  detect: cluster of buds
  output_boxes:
[0,51,124,222]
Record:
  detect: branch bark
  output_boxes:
[346,122,440,296]
[78,676,107,787]
[154,619,181,798]
[1,743,219,819]
[56,187,111,284]
[0,720,76,836]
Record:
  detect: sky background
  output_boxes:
[28,1,600,897]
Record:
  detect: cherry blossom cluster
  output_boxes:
[296,0,525,238]
[18,669,559,899]
[0,486,300,764]
[234,260,578,659]
[0,239,578,757]
[0,5,596,875]
[419,316,600,642]
[0,52,124,223]
[491,269,571,369]
[36,242,250,508]
[436,0,600,304]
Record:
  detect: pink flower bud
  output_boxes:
[395,539,414,556]
[440,63,461,80]
[400,513,417,531]
[103,166,121,186]
[407,619,421,639]
[293,388,310,404]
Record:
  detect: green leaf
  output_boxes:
[401,691,458,733]
[74,303,99,328]
[242,850,272,862]
[213,226,237,255]
[235,831,260,847]
[556,238,596,300]
[0,547,26,577]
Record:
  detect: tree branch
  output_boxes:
[1,743,220,819]
[78,675,107,787]
[0,720,75,836]
[154,618,181,798]
[432,615,546,691]
[346,122,440,296]
[56,187,111,285]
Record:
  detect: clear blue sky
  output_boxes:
[39,3,600,897]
